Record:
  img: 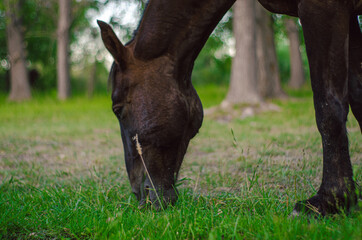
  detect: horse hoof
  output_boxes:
[292,191,358,217]
[293,195,326,216]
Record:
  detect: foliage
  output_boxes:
[0,1,310,95]
[0,87,361,239]
[72,60,110,94]
[192,37,232,86]
[0,0,318,100]
[192,11,233,86]
[0,0,104,92]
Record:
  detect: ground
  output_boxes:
[0,86,361,239]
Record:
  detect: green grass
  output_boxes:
[0,86,361,239]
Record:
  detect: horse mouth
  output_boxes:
[136,181,178,210]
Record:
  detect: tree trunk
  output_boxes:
[5,0,31,101]
[255,3,286,99]
[284,17,305,89]
[57,0,71,100]
[224,0,261,105]
[88,60,97,98]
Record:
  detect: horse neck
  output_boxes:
[133,0,235,82]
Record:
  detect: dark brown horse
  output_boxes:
[98,0,362,215]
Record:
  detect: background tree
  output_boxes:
[224,0,260,105]
[0,0,309,100]
[57,0,71,100]
[284,17,305,89]
[223,0,286,107]
[5,0,31,101]
[0,0,105,95]
[255,2,285,99]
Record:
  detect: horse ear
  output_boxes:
[97,20,128,67]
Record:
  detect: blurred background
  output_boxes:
[0,0,314,104]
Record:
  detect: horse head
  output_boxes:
[97,20,203,209]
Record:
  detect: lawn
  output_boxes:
[0,86,361,239]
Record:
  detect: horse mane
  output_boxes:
[129,0,149,43]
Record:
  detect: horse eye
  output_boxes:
[112,104,123,115]
[115,110,122,118]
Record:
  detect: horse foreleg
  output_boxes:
[348,15,362,131]
[293,1,358,216]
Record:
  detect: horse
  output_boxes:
[97,0,362,215]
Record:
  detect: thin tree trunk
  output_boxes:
[256,3,286,99]
[284,17,305,89]
[5,0,31,101]
[88,60,97,98]
[224,0,261,105]
[57,0,71,100]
